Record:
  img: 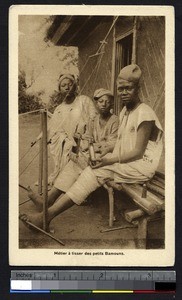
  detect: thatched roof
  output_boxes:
[47,15,113,46]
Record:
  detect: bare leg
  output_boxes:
[28,186,62,212]
[48,188,63,207]
[48,194,74,222]
[27,186,42,211]
[20,193,74,229]
[22,166,101,229]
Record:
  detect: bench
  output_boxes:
[103,172,165,249]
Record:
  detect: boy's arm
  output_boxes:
[94,118,119,154]
[92,121,154,168]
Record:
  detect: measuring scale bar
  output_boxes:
[10,279,154,290]
[11,270,176,292]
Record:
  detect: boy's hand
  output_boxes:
[80,139,89,151]
[100,145,110,157]
[69,152,78,163]
[93,143,101,153]
[90,157,112,169]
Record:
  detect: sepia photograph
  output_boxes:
[9,5,174,266]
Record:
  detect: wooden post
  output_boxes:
[38,136,43,195]
[131,16,137,64]
[104,184,114,227]
[137,217,148,249]
[42,109,48,232]
[109,187,114,227]
[111,25,116,96]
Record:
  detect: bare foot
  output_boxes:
[19,212,45,230]
[27,187,43,212]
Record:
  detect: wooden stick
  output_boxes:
[38,136,43,195]
[109,188,114,227]
[147,183,165,198]
[147,211,165,223]
[19,109,41,116]
[100,224,137,233]
[150,179,164,189]
[38,112,43,194]
[155,171,165,180]
[42,110,48,232]
[131,16,137,64]
[122,184,158,215]
[137,217,148,249]
[111,26,116,95]
[106,181,123,191]
[19,198,31,206]
[103,184,114,227]
[19,184,29,191]
[153,175,165,185]
[125,209,145,223]
[20,218,65,246]
[96,16,119,55]
[89,52,105,58]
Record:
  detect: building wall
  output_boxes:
[115,16,134,39]
[137,16,165,128]
[78,19,114,99]
[114,16,165,171]
[114,17,134,114]
[137,16,165,172]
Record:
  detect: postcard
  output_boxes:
[9,5,174,266]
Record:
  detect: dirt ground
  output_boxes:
[19,114,164,249]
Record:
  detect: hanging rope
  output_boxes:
[78,16,119,78]
[92,51,105,91]
[19,109,53,163]
[19,146,35,162]
[80,56,90,75]
[19,138,52,177]
[19,110,41,162]
[19,184,29,191]
[97,16,119,54]
[19,198,31,206]
[79,56,104,94]
[79,16,119,94]
[19,149,41,177]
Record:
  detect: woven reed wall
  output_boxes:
[137,16,165,128]
[137,16,165,172]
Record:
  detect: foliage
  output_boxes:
[61,47,78,69]
[47,91,63,113]
[18,71,44,114]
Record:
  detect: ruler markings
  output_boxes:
[11,270,176,293]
